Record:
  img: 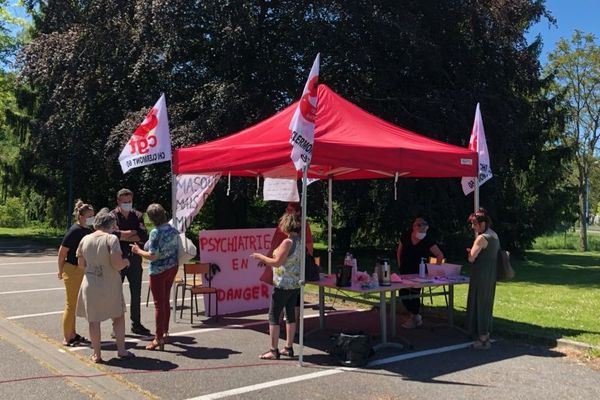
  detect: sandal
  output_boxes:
[63,337,78,347]
[259,348,280,360]
[89,354,104,364]
[74,334,90,344]
[117,351,136,359]
[280,346,295,358]
[472,339,491,350]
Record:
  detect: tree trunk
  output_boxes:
[579,186,588,251]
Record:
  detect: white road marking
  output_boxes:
[187,369,344,400]
[0,260,54,266]
[68,310,360,352]
[186,340,475,400]
[0,272,56,278]
[0,280,147,295]
[6,294,195,320]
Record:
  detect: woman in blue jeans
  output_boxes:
[251,213,302,360]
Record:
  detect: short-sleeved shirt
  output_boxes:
[61,223,92,265]
[399,232,436,275]
[147,224,179,276]
[113,208,148,258]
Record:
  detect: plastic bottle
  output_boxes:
[419,257,426,278]
[371,272,379,287]
[381,260,391,286]
[351,257,358,282]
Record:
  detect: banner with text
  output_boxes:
[461,103,492,195]
[289,53,320,171]
[173,173,221,233]
[263,177,299,202]
[199,228,275,315]
[119,94,171,173]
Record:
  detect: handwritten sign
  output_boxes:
[263,177,299,202]
[173,173,221,232]
[199,228,275,315]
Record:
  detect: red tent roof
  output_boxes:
[173,85,477,179]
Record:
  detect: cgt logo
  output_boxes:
[299,75,318,123]
[128,107,159,154]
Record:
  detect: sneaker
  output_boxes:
[401,314,423,329]
[131,324,151,336]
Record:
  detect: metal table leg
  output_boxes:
[391,290,397,337]
[319,285,325,330]
[448,285,454,327]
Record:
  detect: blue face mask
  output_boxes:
[85,217,95,227]
[120,203,133,212]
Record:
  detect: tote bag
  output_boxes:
[178,234,197,264]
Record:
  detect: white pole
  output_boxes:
[474,179,479,212]
[328,175,333,274]
[171,163,178,323]
[298,166,308,366]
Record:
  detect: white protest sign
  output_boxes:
[173,173,221,233]
[263,177,300,202]
[199,228,275,315]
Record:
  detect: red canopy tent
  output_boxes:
[173,84,477,179]
[172,84,479,365]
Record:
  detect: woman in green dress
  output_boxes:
[466,209,499,350]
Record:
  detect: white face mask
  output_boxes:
[415,232,426,240]
[120,203,133,212]
[85,217,95,227]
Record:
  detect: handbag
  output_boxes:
[329,331,374,367]
[305,251,321,281]
[178,233,197,264]
[259,264,274,285]
[496,249,514,281]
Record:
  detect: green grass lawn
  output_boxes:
[311,247,600,350]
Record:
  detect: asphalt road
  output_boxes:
[0,239,599,400]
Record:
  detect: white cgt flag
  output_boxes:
[289,53,320,171]
[119,94,171,173]
[461,103,492,195]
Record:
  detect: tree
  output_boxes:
[14,0,572,255]
[546,31,600,251]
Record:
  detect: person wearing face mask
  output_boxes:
[76,208,134,363]
[112,188,150,336]
[396,216,444,329]
[57,200,95,347]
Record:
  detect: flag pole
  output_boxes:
[298,165,308,366]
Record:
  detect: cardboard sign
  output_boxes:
[199,228,275,315]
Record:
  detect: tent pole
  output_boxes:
[171,163,178,323]
[299,166,308,367]
[328,175,333,274]
[474,180,479,212]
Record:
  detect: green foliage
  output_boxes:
[0,196,27,227]
[545,31,600,250]
[9,0,573,254]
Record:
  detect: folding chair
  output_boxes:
[175,263,219,323]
